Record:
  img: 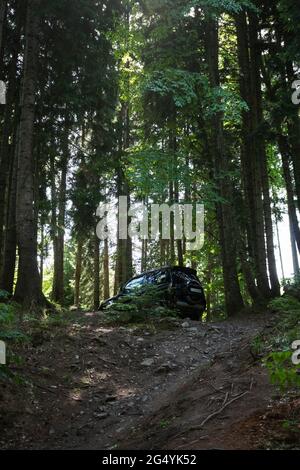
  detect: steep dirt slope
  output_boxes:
[0,312,278,449]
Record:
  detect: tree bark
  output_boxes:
[103,238,110,300]
[93,233,100,310]
[248,11,273,298]
[14,0,47,308]
[285,58,300,213]
[288,113,300,213]
[204,15,244,315]
[39,223,44,288]
[141,238,148,272]
[74,238,83,308]
[114,167,133,293]
[290,217,300,276]
[52,119,68,304]
[0,125,18,293]
[0,0,22,272]
[260,148,280,296]
[236,11,272,300]
[278,135,300,254]
[275,215,285,280]
[0,0,7,77]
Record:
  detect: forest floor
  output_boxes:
[1,310,300,450]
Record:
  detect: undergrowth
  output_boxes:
[0,290,28,382]
[101,285,180,325]
[251,278,300,391]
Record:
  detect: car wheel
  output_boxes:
[190,311,201,321]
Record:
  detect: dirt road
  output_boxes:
[0,312,278,449]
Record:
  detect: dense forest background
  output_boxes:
[0,0,300,317]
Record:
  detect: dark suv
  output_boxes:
[100,266,206,320]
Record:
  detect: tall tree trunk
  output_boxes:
[285,59,300,213]
[236,11,272,300]
[52,120,68,304]
[39,223,44,288]
[288,114,300,214]
[0,1,6,48]
[169,181,175,265]
[174,177,183,266]
[141,238,148,272]
[0,0,7,77]
[74,238,83,308]
[248,11,272,298]
[275,214,285,280]
[114,93,133,292]
[278,135,300,254]
[204,15,244,315]
[160,238,166,267]
[238,234,261,303]
[14,0,47,308]
[114,167,132,293]
[290,218,300,276]
[260,149,280,296]
[205,251,213,321]
[0,126,18,293]
[114,240,123,295]
[0,1,22,271]
[93,234,100,310]
[252,14,280,296]
[103,238,110,300]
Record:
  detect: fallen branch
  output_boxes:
[199,390,248,428]
[173,388,250,441]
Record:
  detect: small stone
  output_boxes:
[105,395,117,403]
[155,363,177,374]
[141,358,155,367]
[187,327,198,334]
[93,412,108,420]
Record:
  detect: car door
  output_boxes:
[146,270,171,302]
[123,275,146,297]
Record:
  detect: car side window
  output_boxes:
[124,276,145,292]
[156,271,170,284]
[172,272,188,286]
[147,271,170,285]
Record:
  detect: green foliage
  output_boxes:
[126,147,192,198]
[260,286,300,391]
[0,289,10,302]
[103,285,178,325]
[0,302,15,326]
[268,295,300,350]
[0,299,28,382]
[0,331,28,342]
[270,296,300,316]
[264,351,300,391]
[251,335,265,356]
[144,69,204,109]
[188,0,255,14]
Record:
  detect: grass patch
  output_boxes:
[251,279,300,391]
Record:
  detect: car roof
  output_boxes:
[127,266,198,282]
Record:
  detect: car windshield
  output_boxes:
[123,276,145,293]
